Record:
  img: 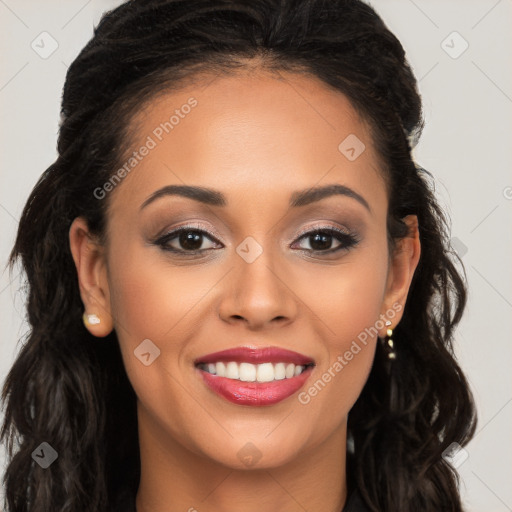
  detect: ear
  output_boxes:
[69,217,114,337]
[379,215,421,335]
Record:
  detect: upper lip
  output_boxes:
[195,346,315,366]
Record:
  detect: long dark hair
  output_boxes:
[1,1,477,510]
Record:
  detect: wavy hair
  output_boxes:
[1,0,477,510]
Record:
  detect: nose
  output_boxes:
[217,246,299,330]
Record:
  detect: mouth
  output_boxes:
[194,347,315,406]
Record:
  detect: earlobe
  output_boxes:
[69,217,114,337]
[380,215,421,334]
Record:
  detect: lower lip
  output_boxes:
[197,366,314,406]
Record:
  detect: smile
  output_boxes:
[197,361,311,382]
[194,347,315,406]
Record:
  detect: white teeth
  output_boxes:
[225,361,239,379]
[216,362,226,377]
[200,361,309,382]
[257,363,274,382]
[274,362,286,380]
[239,362,256,382]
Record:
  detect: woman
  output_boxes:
[1,0,477,511]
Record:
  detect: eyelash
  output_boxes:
[153,222,360,257]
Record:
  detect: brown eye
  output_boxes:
[155,226,221,253]
[293,227,360,254]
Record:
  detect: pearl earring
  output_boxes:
[83,313,101,327]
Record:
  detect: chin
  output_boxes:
[199,433,308,471]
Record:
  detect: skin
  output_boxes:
[70,69,420,512]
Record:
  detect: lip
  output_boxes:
[194,346,315,406]
[197,365,314,406]
[194,346,315,366]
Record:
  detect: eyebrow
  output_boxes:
[140,183,371,213]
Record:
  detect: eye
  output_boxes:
[292,226,360,254]
[152,224,360,256]
[153,224,222,254]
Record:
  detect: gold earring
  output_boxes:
[383,320,396,360]
[83,313,101,327]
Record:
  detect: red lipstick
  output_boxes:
[195,346,315,406]
[195,346,314,366]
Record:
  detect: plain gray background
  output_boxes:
[1,1,511,510]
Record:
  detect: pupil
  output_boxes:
[180,231,202,250]
[177,231,335,252]
[310,233,331,251]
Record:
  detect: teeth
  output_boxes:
[239,362,256,382]
[225,361,239,379]
[200,361,309,382]
[274,363,286,380]
[216,362,226,377]
[257,362,274,382]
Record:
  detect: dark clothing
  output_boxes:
[342,488,371,511]
[113,486,371,512]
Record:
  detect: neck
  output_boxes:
[135,403,348,512]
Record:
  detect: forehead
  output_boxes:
[107,70,386,219]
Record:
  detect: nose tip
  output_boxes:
[229,313,288,325]
[218,256,298,329]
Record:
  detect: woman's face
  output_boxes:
[72,70,419,470]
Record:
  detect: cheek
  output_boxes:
[106,239,209,391]
[108,241,212,342]
[295,241,389,346]
[293,244,388,419]
[105,244,208,426]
